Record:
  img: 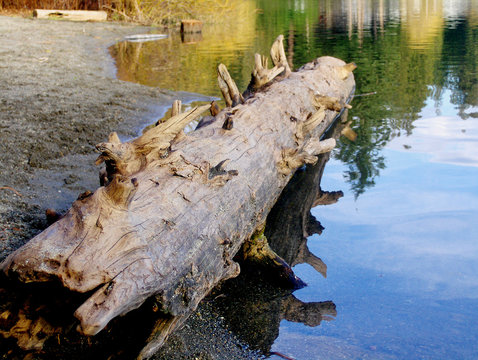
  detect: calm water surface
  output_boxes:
[111,0,478,359]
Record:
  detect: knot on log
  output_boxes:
[222,114,234,130]
[96,142,141,180]
[207,159,238,186]
[103,175,138,208]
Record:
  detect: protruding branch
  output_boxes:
[341,122,357,141]
[210,100,220,116]
[336,62,357,80]
[95,141,140,179]
[278,148,318,176]
[135,104,211,148]
[171,100,182,117]
[303,138,336,156]
[314,95,352,112]
[281,296,336,326]
[312,189,344,207]
[217,64,244,107]
[296,107,326,141]
[247,53,284,94]
[297,242,327,277]
[45,208,61,225]
[108,131,121,144]
[240,228,306,289]
[270,34,291,77]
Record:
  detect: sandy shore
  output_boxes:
[0,15,208,260]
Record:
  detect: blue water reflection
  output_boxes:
[273,148,478,359]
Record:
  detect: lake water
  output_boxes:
[110,1,478,359]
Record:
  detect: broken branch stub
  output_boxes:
[1,52,355,357]
[270,34,291,77]
[217,63,243,107]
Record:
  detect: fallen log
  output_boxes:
[0,35,355,358]
[33,9,108,22]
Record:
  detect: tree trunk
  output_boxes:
[0,36,355,358]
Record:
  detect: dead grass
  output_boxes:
[0,0,244,25]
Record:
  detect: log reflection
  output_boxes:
[211,115,347,356]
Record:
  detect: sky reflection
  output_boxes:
[387,89,478,167]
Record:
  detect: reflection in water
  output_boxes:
[109,0,258,98]
[212,116,348,357]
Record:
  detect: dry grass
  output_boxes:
[0,0,244,25]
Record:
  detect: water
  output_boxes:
[110,1,478,359]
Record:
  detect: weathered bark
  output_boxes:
[33,9,108,21]
[212,122,346,355]
[0,35,355,358]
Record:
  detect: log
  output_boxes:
[0,35,355,358]
[33,9,108,22]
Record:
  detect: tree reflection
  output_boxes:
[257,0,477,197]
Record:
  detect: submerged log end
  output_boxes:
[138,315,189,360]
[75,258,157,336]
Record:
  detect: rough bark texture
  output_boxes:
[0,40,355,357]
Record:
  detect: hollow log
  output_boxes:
[0,35,355,358]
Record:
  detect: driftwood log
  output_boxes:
[33,9,108,22]
[0,35,355,358]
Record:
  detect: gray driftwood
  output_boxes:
[0,35,355,358]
